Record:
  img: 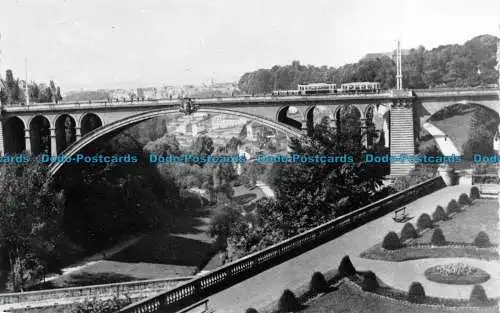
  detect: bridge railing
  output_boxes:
[116,176,446,313]
[0,277,193,306]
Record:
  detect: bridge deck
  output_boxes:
[207,185,499,312]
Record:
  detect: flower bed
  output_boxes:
[424,263,490,285]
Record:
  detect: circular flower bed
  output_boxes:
[424,263,490,285]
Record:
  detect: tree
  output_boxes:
[225,137,242,153]
[0,159,65,291]
[190,136,214,159]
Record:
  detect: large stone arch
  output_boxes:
[55,114,77,154]
[49,108,304,176]
[276,106,302,130]
[3,116,26,154]
[29,115,51,156]
[80,113,103,135]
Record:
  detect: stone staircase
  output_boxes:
[390,106,415,176]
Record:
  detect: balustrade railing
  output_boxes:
[117,176,445,313]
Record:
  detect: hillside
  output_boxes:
[238,34,499,93]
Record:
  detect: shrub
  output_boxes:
[473,231,491,247]
[430,228,446,246]
[446,199,460,214]
[245,309,259,313]
[458,193,471,206]
[360,271,379,292]
[278,289,301,312]
[408,282,426,303]
[470,186,480,200]
[309,272,329,294]
[416,213,432,231]
[338,255,356,276]
[432,205,447,222]
[382,231,401,250]
[469,285,488,306]
[400,223,417,241]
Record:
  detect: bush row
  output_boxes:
[408,281,490,306]
[249,255,492,312]
[383,228,490,249]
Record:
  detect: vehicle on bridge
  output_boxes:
[272,82,381,96]
[298,83,337,95]
[340,82,381,94]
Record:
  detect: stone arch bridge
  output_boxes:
[0,88,498,176]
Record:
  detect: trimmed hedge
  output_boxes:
[309,272,329,294]
[408,282,426,303]
[469,284,488,306]
[278,289,301,312]
[416,213,433,231]
[360,271,379,292]
[430,228,446,246]
[382,231,402,250]
[473,231,491,247]
[446,199,460,214]
[400,223,417,241]
[338,255,356,276]
[458,193,471,206]
[432,205,447,222]
[470,186,480,200]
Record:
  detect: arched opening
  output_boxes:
[382,111,390,148]
[305,107,315,136]
[427,103,500,162]
[3,117,25,154]
[336,104,362,144]
[365,106,376,148]
[81,113,103,136]
[30,115,51,156]
[55,115,76,154]
[277,106,302,130]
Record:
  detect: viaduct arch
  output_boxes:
[48,108,305,176]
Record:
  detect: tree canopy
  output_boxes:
[238,35,499,93]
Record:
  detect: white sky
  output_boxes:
[0,0,499,91]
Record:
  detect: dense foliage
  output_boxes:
[0,69,62,105]
[220,117,394,261]
[238,35,499,93]
[72,296,133,313]
[62,131,180,251]
[0,159,65,291]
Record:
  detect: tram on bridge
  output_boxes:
[272,82,381,96]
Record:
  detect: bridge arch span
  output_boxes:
[422,100,500,118]
[49,108,304,176]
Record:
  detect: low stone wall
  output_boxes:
[0,276,193,309]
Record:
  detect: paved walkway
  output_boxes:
[256,180,275,198]
[422,122,460,155]
[208,185,500,312]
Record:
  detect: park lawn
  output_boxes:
[299,281,498,313]
[359,198,499,262]
[415,198,498,245]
